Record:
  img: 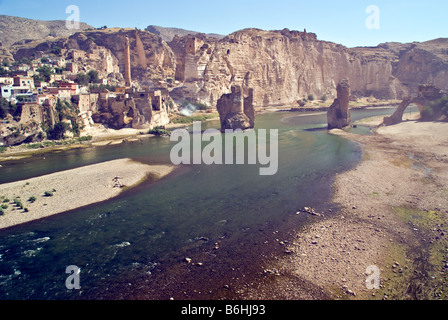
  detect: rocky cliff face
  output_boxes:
[6,23,448,110]
[169,29,448,108]
[71,29,176,87]
[12,28,177,87]
[384,39,448,97]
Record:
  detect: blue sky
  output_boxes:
[0,0,446,47]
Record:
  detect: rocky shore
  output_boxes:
[0,158,175,230]
[245,120,448,300]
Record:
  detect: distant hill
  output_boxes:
[0,15,93,48]
[146,25,225,42]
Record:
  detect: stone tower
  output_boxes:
[216,85,255,132]
[124,36,131,87]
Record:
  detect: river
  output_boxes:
[0,107,410,300]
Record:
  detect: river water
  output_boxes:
[0,107,407,300]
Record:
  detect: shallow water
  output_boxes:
[0,108,401,300]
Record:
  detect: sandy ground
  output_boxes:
[0,159,175,230]
[245,120,448,300]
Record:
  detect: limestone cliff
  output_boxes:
[6,24,448,116]
[12,28,177,87]
[169,29,448,108]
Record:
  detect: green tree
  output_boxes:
[13,58,32,66]
[87,70,99,84]
[36,65,54,82]
[33,74,45,83]
[421,96,448,121]
[0,66,9,76]
[54,67,64,75]
[0,97,10,118]
[51,46,62,56]
[47,122,68,140]
[75,72,90,86]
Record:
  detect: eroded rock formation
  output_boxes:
[169,30,448,108]
[12,28,177,87]
[216,85,255,131]
[10,27,448,108]
[327,79,351,130]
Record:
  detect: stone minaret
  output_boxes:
[124,36,131,87]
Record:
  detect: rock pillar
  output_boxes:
[327,79,351,130]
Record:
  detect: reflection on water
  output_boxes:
[0,108,399,299]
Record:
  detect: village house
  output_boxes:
[13,76,35,90]
[10,69,34,77]
[65,62,78,74]
[0,77,13,85]
[47,87,72,98]
[71,93,99,113]
[70,49,85,60]
[58,82,79,95]
[37,93,56,106]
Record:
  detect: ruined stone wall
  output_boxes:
[217,85,255,131]
[19,103,44,124]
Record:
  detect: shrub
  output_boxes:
[148,127,171,136]
[44,191,53,197]
[171,115,215,124]
[13,198,23,209]
[46,122,69,140]
[51,46,62,56]
[321,95,328,102]
[77,135,93,142]
[307,94,315,101]
[87,70,99,83]
[75,72,90,86]
[28,196,36,203]
[1,204,8,210]
[36,65,54,82]
[421,97,448,121]
[0,208,3,215]
[26,143,43,149]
